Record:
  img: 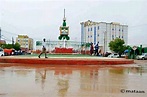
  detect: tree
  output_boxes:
[13,42,21,51]
[109,38,127,57]
[0,42,20,51]
[1,44,13,49]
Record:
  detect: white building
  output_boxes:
[81,20,128,53]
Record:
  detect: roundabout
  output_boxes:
[0,55,134,65]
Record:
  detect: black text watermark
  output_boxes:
[121,89,145,93]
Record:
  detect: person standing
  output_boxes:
[94,43,99,56]
[38,38,48,58]
[90,42,94,55]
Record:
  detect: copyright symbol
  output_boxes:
[121,89,125,93]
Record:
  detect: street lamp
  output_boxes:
[47,39,51,54]
[103,31,107,55]
[132,46,137,59]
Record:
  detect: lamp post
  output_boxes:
[132,46,137,59]
[47,40,49,53]
[47,39,51,53]
[103,31,106,55]
[104,23,107,56]
[25,38,27,54]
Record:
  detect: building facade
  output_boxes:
[16,35,33,50]
[0,40,6,44]
[81,20,128,53]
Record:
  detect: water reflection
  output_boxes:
[0,64,147,97]
[57,74,69,97]
[80,68,128,94]
[35,69,47,90]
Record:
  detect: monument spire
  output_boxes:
[64,9,65,18]
[63,9,66,21]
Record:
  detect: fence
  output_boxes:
[35,40,90,54]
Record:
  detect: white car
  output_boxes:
[136,53,147,60]
[108,53,119,58]
[0,48,4,56]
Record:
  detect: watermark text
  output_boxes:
[121,89,145,93]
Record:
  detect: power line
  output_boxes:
[1,38,11,42]
[1,36,12,42]
[1,29,18,36]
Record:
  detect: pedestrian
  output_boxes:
[90,42,94,55]
[94,43,99,56]
[38,38,48,58]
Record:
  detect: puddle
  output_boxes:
[0,64,147,97]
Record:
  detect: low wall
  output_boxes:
[0,57,134,65]
[55,47,73,53]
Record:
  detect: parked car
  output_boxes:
[0,48,4,56]
[136,53,147,60]
[108,53,119,58]
[105,52,112,57]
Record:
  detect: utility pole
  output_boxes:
[103,31,107,55]
[104,31,105,54]
[12,37,14,45]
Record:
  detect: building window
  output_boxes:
[88,36,89,38]
[98,34,99,36]
[122,29,123,32]
[91,28,92,31]
[122,36,123,38]
[88,28,89,32]
[119,36,120,38]
[112,28,114,30]
[91,35,92,37]
[119,29,120,31]
[98,26,99,30]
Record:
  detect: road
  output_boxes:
[134,60,147,65]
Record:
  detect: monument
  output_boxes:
[58,9,70,42]
[55,9,72,54]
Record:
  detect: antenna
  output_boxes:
[64,9,65,18]
[63,9,66,21]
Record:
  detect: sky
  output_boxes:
[0,0,147,46]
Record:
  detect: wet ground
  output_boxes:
[0,61,147,97]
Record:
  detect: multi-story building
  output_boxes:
[16,35,33,50]
[0,40,6,45]
[81,20,128,53]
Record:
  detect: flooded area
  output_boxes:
[0,63,147,97]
